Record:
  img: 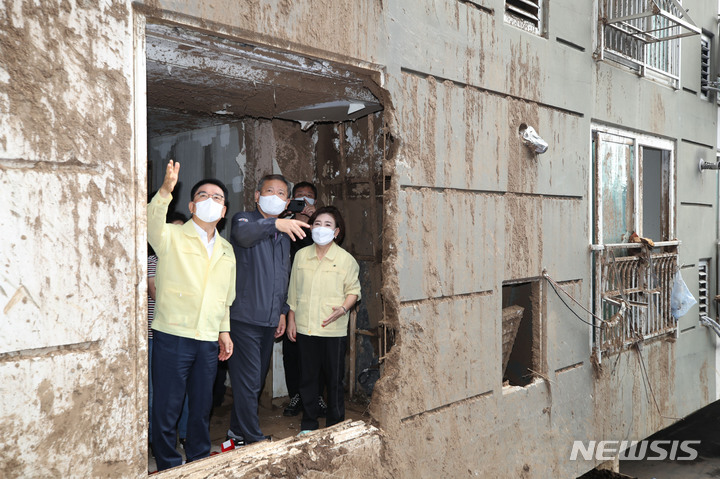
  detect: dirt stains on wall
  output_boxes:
[0,1,141,477]
[142,0,386,66]
[0,349,143,477]
[591,339,679,447]
[3,0,718,477]
[0,1,131,167]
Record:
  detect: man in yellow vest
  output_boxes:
[147,160,236,471]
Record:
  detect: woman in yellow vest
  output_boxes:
[286,206,361,433]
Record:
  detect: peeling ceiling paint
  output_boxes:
[146,23,382,136]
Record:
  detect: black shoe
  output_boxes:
[317,396,328,418]
[283,393,302,417]
[246,435,272,444]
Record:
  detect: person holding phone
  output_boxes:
[226,174,309,446]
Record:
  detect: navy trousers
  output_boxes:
[151,330,218,471]
[227,321,276,442]
[296,333,346,431]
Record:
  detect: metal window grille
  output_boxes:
[698,261,709,318]
[701,37,711,98]
[600,0,700,86]
[595,247,678,354]
[505,0,541,33]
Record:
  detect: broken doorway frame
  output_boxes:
[132,8,390,473]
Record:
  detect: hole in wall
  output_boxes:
[502,279,543,387]
[143,21,390,470]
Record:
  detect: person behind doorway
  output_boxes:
[286,206,361,432]
[147,212,187,456]
[281,181,328,418]
[148,160,236,471]
[226,174,309,446]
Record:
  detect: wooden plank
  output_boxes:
[154,420,381,478]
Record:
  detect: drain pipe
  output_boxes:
[700,315,720,337]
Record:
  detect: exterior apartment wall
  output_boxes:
[589,0,719,447]
[0,1,145,477]
[1,1,718,478]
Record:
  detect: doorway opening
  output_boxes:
[143,21,387,471]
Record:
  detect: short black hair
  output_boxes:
[190,179,229,207]
[292,181,317,199]
[166,211,188,224]
[309,205,346,246]
[256,174,290,194]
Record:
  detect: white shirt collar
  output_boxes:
[191,219,216,258]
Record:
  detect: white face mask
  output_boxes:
[258,194,287,216]
[194,198,224,223]
[312,226,336,246]
[297,196,315,205]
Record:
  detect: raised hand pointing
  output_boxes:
[159,160,180,198]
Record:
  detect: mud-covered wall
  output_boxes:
[371,1,719,477]
[0,1,145,477]
[2,0,719,478]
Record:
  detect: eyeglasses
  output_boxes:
[194,191,225,203]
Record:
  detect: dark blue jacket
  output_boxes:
[229,210,290,327]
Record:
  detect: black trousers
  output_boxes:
[284,335,326,400]
[296,333,346,430]
[282,334,301,398]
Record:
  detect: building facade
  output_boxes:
[1,0,718,477]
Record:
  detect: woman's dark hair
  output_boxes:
[190,179,229,207]
[309,205,346,246]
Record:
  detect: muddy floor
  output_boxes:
[148,391,371,474]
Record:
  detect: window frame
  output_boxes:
[504,0,543,36]
[592,126,676,245]
[698,260,709,319]
[700,33,711,100]
[590,126,678,359]
[597,0,701,89]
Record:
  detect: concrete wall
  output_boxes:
[0,1,145,476]
[1,0,718,477]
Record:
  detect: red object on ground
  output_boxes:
[220,439,235,452]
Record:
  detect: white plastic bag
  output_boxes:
[671,270,696,320]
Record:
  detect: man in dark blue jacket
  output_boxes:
[226,174,308,445]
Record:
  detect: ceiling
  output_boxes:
[145,23,383,137]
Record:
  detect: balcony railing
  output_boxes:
[592,243,678,354]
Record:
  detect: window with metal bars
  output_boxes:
[505,0,541,34]
[598,0,701,88]
[698,261,709,318]
[700,36,710,99]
